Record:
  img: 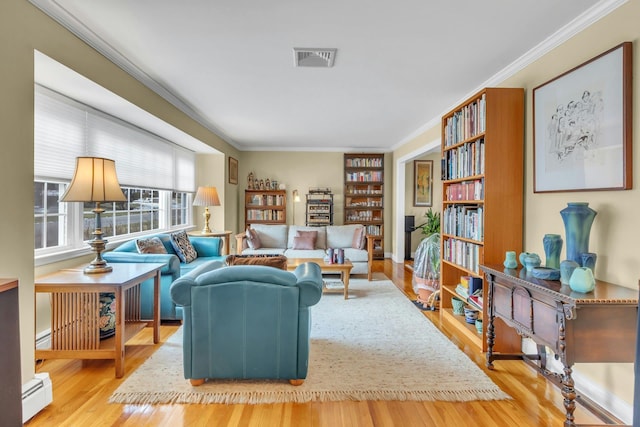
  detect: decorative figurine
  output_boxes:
[259,179,265,190]
[265,178,271,190]
[247,172,254,189]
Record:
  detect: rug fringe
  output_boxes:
[109,388,511,405]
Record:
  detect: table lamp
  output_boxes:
[193,186,221,233]
[60,157,127,274]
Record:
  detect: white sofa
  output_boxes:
[235,224,370,275]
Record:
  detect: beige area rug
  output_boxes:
[110,274,510,404]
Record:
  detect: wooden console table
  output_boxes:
[480,264,637,427]
[35,263,164,378]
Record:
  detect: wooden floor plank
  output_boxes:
[25,259,604,427]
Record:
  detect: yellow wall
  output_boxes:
[238,151,392,254]
[0,0,237,384]
[404,152,442,255]
[392,0,640,409]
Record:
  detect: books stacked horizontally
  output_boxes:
[454,275,483,310]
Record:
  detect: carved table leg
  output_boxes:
[561,364,577,427]
[485,273,496,370]
[537,344,547,371]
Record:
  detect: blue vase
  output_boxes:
[503,251,517,269]
[561,202,597,265]
[581,252,597,276]
[543,234,562,269]
[560,259,580,285]
[569,267,596,293]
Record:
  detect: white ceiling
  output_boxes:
[32,0,617,152]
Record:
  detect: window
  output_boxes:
[34,181,68,250]
[34,85,197,263]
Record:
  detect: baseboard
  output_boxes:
[36,328,51,350]
[522,340,632,424]
[22,373,53,423]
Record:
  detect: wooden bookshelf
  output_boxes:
[344,153,384,258]
[439,88,524,353]
[244,189,287,230]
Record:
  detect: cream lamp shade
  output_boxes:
[193,186,221,234]
[60,157,126,274]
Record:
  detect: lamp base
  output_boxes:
[84,263,113,274]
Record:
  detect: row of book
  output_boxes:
[443,238,481,274]
[345,157,383,168]
[443,206,484,241]
[443,93,486,147]
[345,171,383,182]
[365,225,383,236]
[247,195,284,206]
[442,138,485,180]
[445,179,484,201]
[246,210,284,221]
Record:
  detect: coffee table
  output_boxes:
[286,258,353,299]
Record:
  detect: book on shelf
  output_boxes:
[468,295,483,310]
[455,284,469,299]
[460,276,482,294]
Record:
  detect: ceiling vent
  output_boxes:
[293,48,337,68]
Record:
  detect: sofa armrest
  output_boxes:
[293,262,323,307]
[190,237,222,257]
[102,251,181,277]
[235,231,248,252]
[170,260,224,307]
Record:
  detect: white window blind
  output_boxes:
[34,85,195,192]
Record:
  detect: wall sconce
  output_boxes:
[292,189,301,225]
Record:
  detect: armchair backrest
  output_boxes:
[170,263,323,381]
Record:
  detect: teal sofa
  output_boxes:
[102,233,225,320]
[170,262,323,385]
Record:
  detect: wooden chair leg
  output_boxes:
[190,378,205,386]
[289,379,304,386]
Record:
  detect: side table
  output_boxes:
[35,263,164,378]
[188,230,233,255]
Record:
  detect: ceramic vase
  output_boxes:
[581,252,597,276]
[569,267,596,293]
[543,234,563,269]
[503,251,517,269]
[560,202,597,265]
[560,259,580,285]
[523,253,541,272]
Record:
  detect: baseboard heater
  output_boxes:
[22,373,53,423]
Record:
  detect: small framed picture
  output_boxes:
[228,157,238,185]
[413,160,433,207]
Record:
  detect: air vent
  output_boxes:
[293,48,337,67]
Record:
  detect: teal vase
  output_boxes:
[503,251,517,269]
[560,202,597,265]
[543,234,562,269]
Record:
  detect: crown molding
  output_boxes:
[399,0,629,150]
[29,0,239,149]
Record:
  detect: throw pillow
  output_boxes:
[295,230,318,248]
[351,226,366,249]
[246,228,262,249]
[170,230,198,263]
[226,254,287,270]
[135,236,167,254]
[293,235,315,250]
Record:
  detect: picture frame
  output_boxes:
[228,157,238,185]
[533,41,632,193]
[413,160,433,207]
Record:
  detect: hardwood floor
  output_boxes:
[26,260,604,427]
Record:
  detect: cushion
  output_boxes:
[251,224,288,248]
[296,230,318,248]
[246,228,262,249]
[99,292,116,339]
[327,224,363,249]
[293,235,315,250]
[351,226,366,249]
[287,225,326,249]
[170,230,198,263]
[225,254,288,270]
[135,236,168,254]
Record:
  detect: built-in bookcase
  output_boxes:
[244,190,286,230]
[439,88,524,353]
[344,153,384,258]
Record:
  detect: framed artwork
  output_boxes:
[228,157,238,185]
[413,160,433,207]
[533,41,632,193]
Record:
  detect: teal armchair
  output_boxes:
[170,262,323,386]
